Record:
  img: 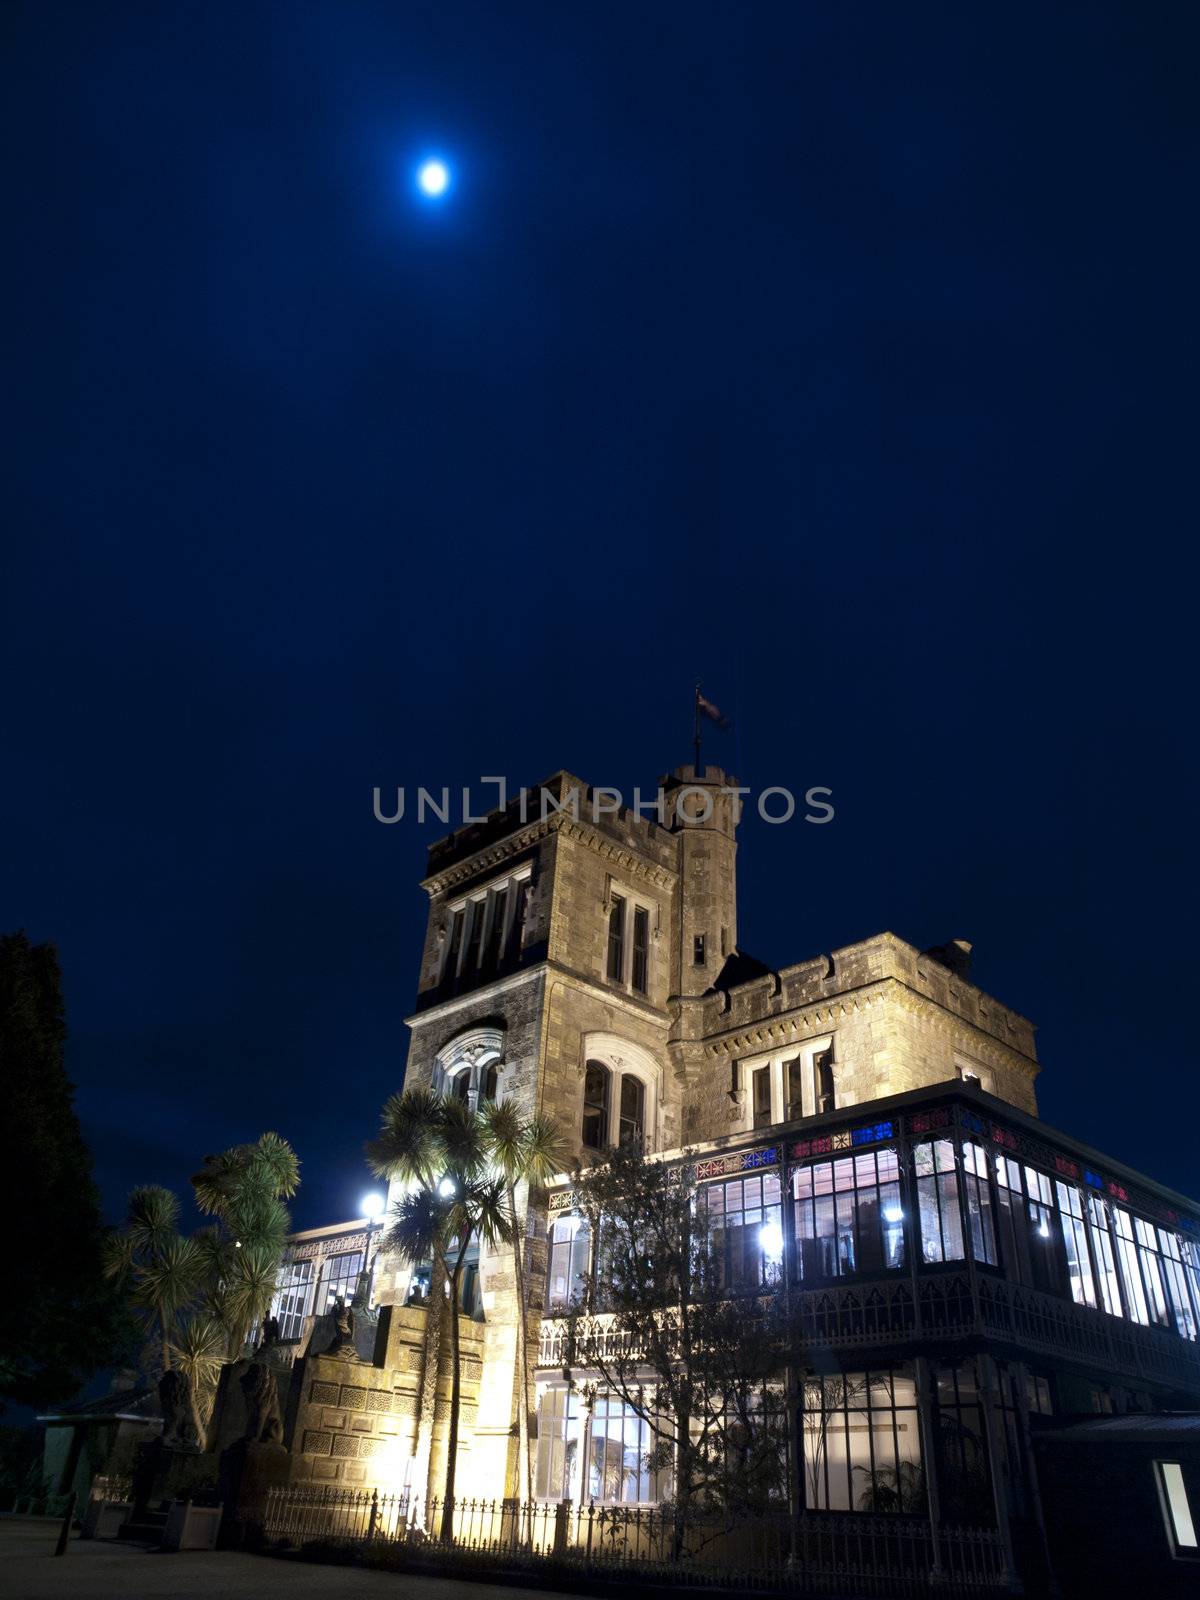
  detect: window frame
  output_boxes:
[439,867,532,984]
[603,883,656,997]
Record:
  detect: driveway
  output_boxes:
[0,1518,586,1600]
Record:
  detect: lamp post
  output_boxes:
[355,1191,386,1309]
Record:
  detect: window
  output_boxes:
[435,1026,505,1110]
[581,1054,653,1151]
[934,1364,993,1523]
[588,1393,663,1504]
[693,933,705,965]
[618,1074,645,1145]
[793,1149,905,1281]
[785,1059,804,1121]
[1159,1230,1199,1338]
[319,1250,363,1312]
[801,1372,922,1513]
[582,1062,610,1150]
[1024,1167,1064,1296]
[632,907,650,995]
[1086,1194,1124,1316]
[1025,1373,1053,1416]
[751,1066,772,1130]
[484,885,509,966]
[994,1156,1032,1285]
[963,1143,998,1266]
[441,871,529,983]
[916,1141,965,1264]
[547,1214,591,1311]
[1134,1215,1172,1328]
[467,896,487,969]
[272,1258,312,1341]
[697,1173,783,1289]
[535,1387,582,1501]
[1156,1461,1198,1555]
[1113,1208,1151,1326]
[1055,1182,1097,1309]
[605,890,654,994]
[814,1050,835,1114]
[606,896,626,982]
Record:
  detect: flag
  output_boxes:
[696,691,732,732]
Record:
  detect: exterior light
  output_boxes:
[417,159,450,197]
[438,1176,456,1197]
[884,1206,904,1224]
[361,1192,386,1221]
[759,1222,784,1261]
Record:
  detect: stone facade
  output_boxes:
[369,763,1043,1499]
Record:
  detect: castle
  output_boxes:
[271,765,1200,1589]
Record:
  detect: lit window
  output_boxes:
[1055,1182,1097,1309]
[588,1393,665,1504]
[697,1172,783,1289]
[793,1149,905,1280]
[963,1143,998,1266]
[1113,1208,1151,1326]
[271,1258,312,1340]
[1156,1460,1198,1555]
[801,1371,922,1513]
[915,1141,965,1264]
[535,1387,582,1501]
[547,1214,591,1311]
[318,1250,363,1312]
[1086,1194,1124,1317]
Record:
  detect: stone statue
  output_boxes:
[158,1368,200,1451]
[324,1295,359,1360]
[256,1314,282,1353]
[240,1361,284,1445]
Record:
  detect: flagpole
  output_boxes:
[693,681,702,776]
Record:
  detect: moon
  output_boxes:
[417,159,450,197]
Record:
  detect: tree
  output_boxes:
[481,1099,568,1507]
[564,1142,793,1557]
[103,1132,301,1441]
[0,931,133,1409]
[367,1091,512,1540]
[102,1186,201,1376]
[191,1132,300,1357]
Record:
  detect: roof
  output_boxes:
[38,1386,159,1425]
[1036,1413,1200,1446]
[707,949,774,993]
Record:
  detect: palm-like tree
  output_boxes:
[170,1316,228,1444]
[192,1132,300,1356]
[102,1186,201,1375]
[367,1091,512,1540]
[482,1100,568,1506]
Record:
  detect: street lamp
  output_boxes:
[357,1191,386,1308]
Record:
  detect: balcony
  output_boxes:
[538,1272,1200,1397]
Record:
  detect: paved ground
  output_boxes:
[0,1519,586,1600]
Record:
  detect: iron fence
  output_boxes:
[262,1486,1005,1595]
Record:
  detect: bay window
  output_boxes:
[697,1172,783,1289]
[1055,1182,1098,1309]
[915,1140,965,1264]
[800,1371,922,1513]
[547,1213,591,1312]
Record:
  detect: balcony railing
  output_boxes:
[539,1272,1200,1395]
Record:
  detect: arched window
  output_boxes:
[436,1026,505,1111]
[582,1062,610,1150]
[579,1039,658,1151]
[618,1075,645,1145]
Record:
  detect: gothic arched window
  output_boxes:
[436,1026,505,1112]
[582,1061,610,1150]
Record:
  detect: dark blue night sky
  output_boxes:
[3,3,1197,1231]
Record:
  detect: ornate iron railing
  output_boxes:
[262,1486,1005,1595]
[538,1271,1200,1393]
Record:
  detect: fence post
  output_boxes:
[553,1497,570,1557]
[367,1489,379,1541]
